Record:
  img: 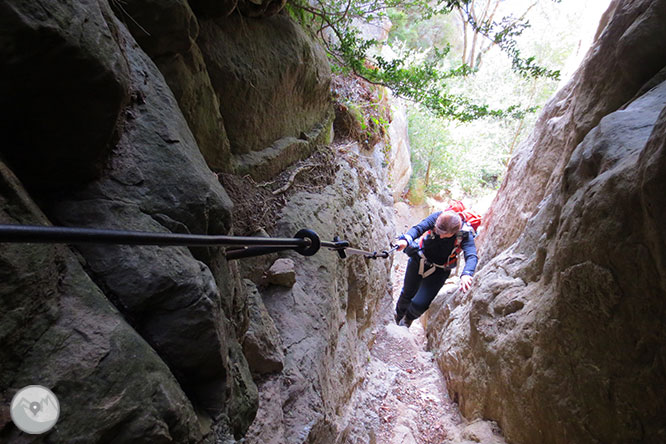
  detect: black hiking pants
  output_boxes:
[395,256,450,322]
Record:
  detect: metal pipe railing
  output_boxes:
[0,224,396,261]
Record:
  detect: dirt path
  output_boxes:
[370,255,466,444]
[342,203,506,444]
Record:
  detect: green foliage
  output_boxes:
[408,105,518,197]
[386,8,458,57]
[287,0,600,200]
[287,0,559,122]
[332,73,392,149]
[407,107,502,197]
[399,0,601,199]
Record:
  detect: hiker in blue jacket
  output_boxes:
[394,210,478,327]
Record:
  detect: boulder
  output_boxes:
[265,258,297,288]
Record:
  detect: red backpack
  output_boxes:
[446,200,482,234]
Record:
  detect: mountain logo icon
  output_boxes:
[10,385,60,434]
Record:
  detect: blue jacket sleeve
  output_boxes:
[460,232,478,276]
[401,212,441,243]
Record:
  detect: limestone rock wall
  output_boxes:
[0,161,203,443]
[0,0,130,191]
[243,145,395,443]
[426,1,666,443]
[198,14,331,155]
[112,0,333,178]
[110,0,233,173]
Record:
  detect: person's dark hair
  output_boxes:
[435,211,462,234]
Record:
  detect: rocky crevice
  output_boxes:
[3,0,663,442]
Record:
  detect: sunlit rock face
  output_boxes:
[426,1,666,443]
[477,0,666,264]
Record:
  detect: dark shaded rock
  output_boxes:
[227,341,259,438]
[237,0,286,18]
[189,0,238,19]
[426,2,666,443]
[0,0,130,191]
[110,0,199,57]
[38,9,254,428]
[110,0,233,172]
[198,13,333,177]
[0,160,202,443]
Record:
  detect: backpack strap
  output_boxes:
[417,229,463,277]
[418,229,436,249]
[441,230,463,268]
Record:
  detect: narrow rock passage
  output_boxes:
[342,232,507,443]
[369,256,466,444]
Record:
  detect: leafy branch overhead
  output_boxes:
[286,0,560,121]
